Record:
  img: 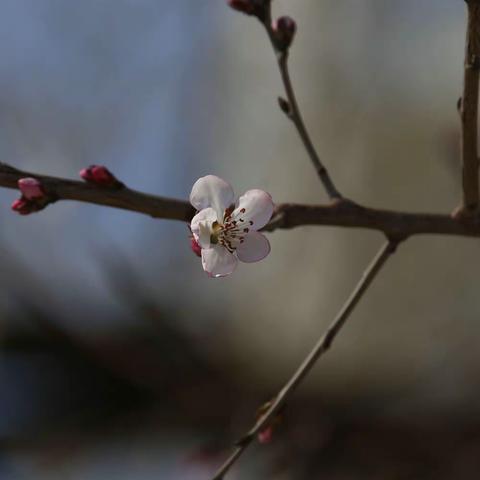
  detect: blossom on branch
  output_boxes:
[190,175,274,277]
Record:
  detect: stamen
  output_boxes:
[218,212,253,253]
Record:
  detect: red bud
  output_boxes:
[11,198,35,215]
[190,237,202,257]
[227,0,267,20]
[258,425,273,444]
[272,16,297,51]
[80,165,121,187]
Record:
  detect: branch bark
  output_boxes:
[460,0,480,213]
[211,240,397,480]
[3,163,480,240]
[0,162,194,222]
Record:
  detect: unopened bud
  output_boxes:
[80,165,122,187]
[258,425,273,444]
[11,198,35,215]
[255,399,285,445]
[277,96,291,115]
[18,177,45,200]
[272,16,297,51]
[227,0,267,20]
[190,237,202,257]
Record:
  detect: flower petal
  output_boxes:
[191,207,217,249]
[190,175,234,222]
[233,189,274,231]
[236,232,270,263]
[201,245,237,277]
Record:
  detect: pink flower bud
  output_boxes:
[227,0,266,20]
[190,237,202,257]
[255,398,284,445]
[80,165,120,187]
[272,16,297,51]
[11,198,34,215]
[258,425,273,444]
[18,177,45,200]
[79,168,91,182]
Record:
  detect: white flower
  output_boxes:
[190,175,274,277]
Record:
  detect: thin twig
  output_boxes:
[210,240,398,480]
[460,0,480,213]
[276,51,341,200]
[263,8,342,200]
[3,163,480,239]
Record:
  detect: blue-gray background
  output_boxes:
[1,1,479,479]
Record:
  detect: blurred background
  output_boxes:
[0,0,479,478]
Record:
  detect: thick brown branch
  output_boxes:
[210,240,397,480]
[460,1,480,213]
[268,201,480,240]
[3,163,480,240]
[0,162,194,222]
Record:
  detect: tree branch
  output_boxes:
[276,51,342,200]
[268,201,480,240]
[0,162,194,222]
[3,162,480,240]
[262,7,342,200]
[460,0,480,213]
[210,240,397,480]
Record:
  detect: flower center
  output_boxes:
[210,208,254,253]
